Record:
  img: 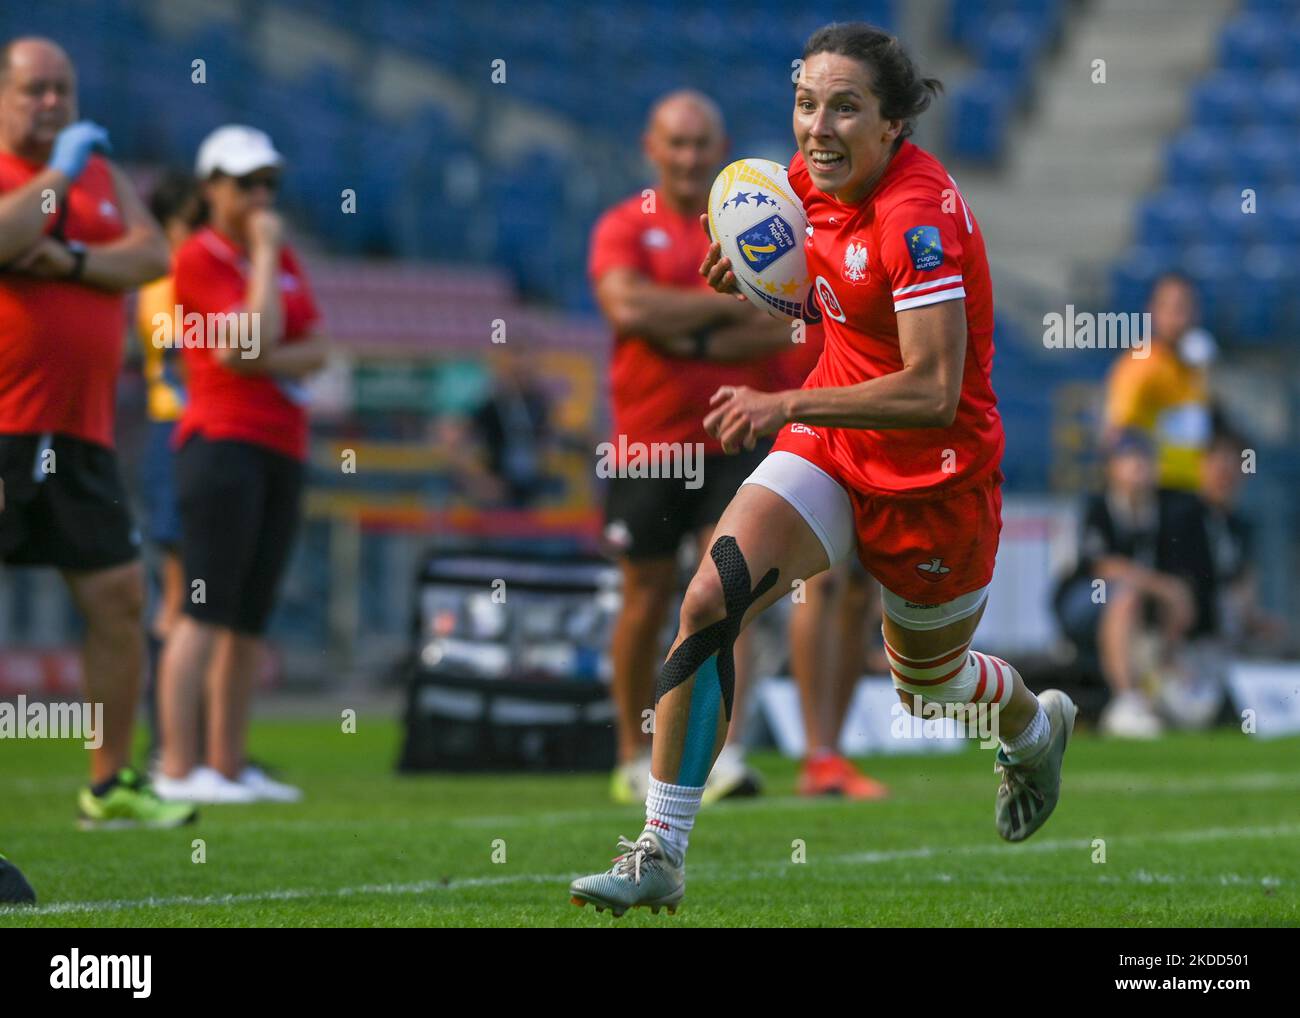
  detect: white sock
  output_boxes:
[1001,703,1050,763]
[644,776,702,864]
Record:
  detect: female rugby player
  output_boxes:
[570,22,1076,916]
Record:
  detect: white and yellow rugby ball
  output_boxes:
[707,158,815,322]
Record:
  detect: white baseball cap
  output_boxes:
[195,125,283,178]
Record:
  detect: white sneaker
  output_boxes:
[239,765,303,803]
[702,742,763,804]
[152,767,259,804]
[1100,692,1164,739]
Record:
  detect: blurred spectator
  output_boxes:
[439,349,554,508]
[1103,272,1216,492]
[1053,429,1216,737]
[157,125,328,805]
[0,37,190,828]
[1199,424,1287,655]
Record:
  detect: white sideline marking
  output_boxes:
[2,873,573,918]
[4,771,1298,803]
[5,822,1297,918]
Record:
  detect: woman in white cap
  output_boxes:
[155,125,328,804]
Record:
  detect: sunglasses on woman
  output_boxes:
[235,173,280,193]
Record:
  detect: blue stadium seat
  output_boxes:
[1227,245,1296,341]
[1109,245,1182,312]
[1218,14,1288,70]
[1180,243,1239,330]
[950,0,1063,50]
[1282,18,1300,68]
[1138,189,1207,247]
[948,74,1013,164]
[1242,0,1300,13]
[1205,185,1267,245]
[1191,72,1255,129]
[974,14,1044,99]
[1259,71,1300,128]
[1236,127,1295,188]
[1165,130,1229,189]
[1272,187,1300,243]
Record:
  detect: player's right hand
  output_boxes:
[247,209,284,250]
[698,213,746,301]
[48,121,111,181]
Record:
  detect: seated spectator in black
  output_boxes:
[439,349,553,508]
[1199,425,1286,654]
[1054,429,1216,738]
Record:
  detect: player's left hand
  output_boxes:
[10,237,75,278]
[705,386,787,453]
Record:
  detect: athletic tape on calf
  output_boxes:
[655,535,778,721]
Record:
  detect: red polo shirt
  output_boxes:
[0,153,127,447]
[171,226,321,462]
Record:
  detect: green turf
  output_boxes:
[1,716,1297,927]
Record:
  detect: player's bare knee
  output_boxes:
[678,568,727,634]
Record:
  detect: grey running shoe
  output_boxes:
[994,689,1077,842]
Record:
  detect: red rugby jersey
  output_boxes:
[588,190,782,458]
[172,227,321,462]
[788,142,1004,495]
[772,320,824,391]
[0,153,127,446]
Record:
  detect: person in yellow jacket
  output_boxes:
[1103,272,1216,492]
[137,170,202,756]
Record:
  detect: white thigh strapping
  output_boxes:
[740,450,854,567]
[881,583,990,631]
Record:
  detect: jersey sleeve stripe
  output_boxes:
[893,287,966,312]
[891,274,963,297]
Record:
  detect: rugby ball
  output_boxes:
[707,158,815,322]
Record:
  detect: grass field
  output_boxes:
[1,716,1298,927]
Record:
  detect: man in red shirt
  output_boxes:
[589,90,795,806]
[572,25,1076,915]
[0,37,193,828]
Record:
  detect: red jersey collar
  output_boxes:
[198,225,252,270]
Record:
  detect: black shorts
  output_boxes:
[176,435,304,636]
[0,432,140,571]
[603,443,769,560]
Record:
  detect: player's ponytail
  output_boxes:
[802,22,943,149]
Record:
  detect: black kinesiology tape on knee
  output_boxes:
[654,536,778,720]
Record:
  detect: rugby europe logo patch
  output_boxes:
[906,225,943,271]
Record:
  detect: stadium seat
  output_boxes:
[949,74,1013,163]
[975,14,1044,98]
[1180,243,1239,331]
[1234,128,1295,190]
[1190,73,1255,130]
[1218,14,1288,70]
[1204,185,1266,245]
[1138,189,1208,247]
[1238,245,1297,339]
[1259,71,1300,128]
[1272,187,1300,243]
[1109,245,1182,312]
[1165,130,1229,189]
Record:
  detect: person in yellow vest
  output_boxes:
[136,170,202,757]
[1103,272,1216,492]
